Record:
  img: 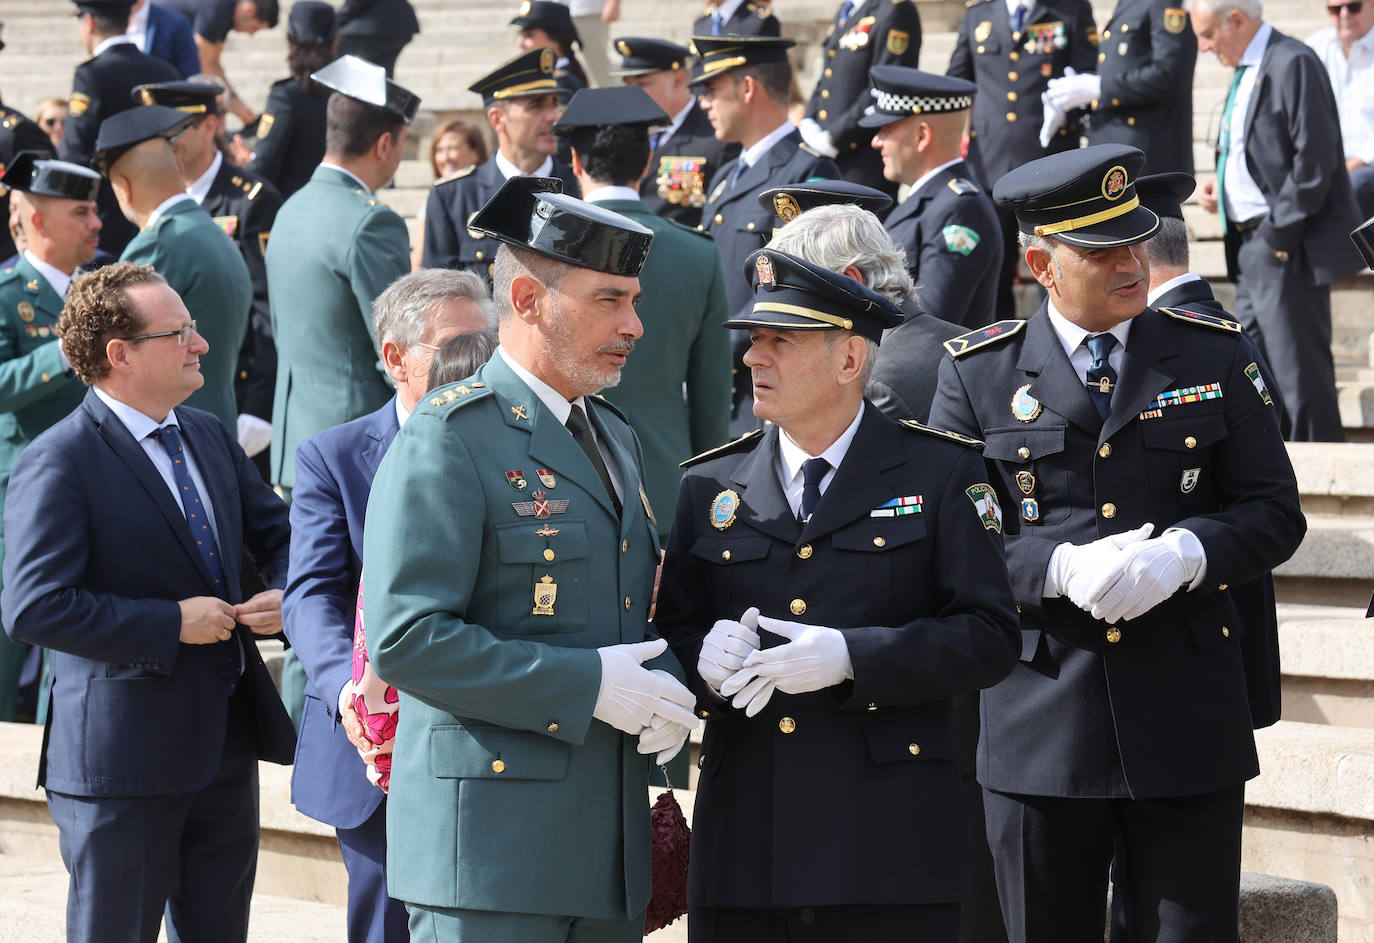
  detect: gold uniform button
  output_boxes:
[1111,97,1121,106]
[721,549,731,561]
[828,49,837,58]
[1127,116,1136,126]
[977,44,986,53]
[713,213,724,225]
[746,221,756,231]
[624,596,632,611]
[1006,112,1018,122]
[547,722,559,732]
[1222,626,1230,638]
[1103,28,1111,38]
[796,544,813,559]
[790,598,807,616]
[1098,443,1112,458]
[824,67,833,77]
[1007,91,1018,102]
[908,743,920,756]
[491,759,506,773]
[1008,70,1018,80]
[621,540,628,554]
[819,109,828,120]
[1099,52,1107,61]
[543,549,555,561]
[1106,627,1122,644]
[475,251,484,261]
[699,709,710,718]
[1101,503,1117,519]
[1010,50,1020,60]
[1184,436,1197,448]
[1121,23,1129,31]
[40,373,50,382]
[821,89,830,99]
[873,536,886,548]
[1018,446,1031,459]
[1218,583,1228,591]
[239,370,248,379]
[779,717,797,734]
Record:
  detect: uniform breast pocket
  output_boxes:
[429,723,569,781]
[1139,411,1228,507]
[732,211,770,247]
[689,534,771,599]
[983,426,1070,525]
[494,521,589,635]
[832,517,926,612]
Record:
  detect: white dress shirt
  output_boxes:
[582,185,641,204]
[1307,24,1374,163]
[1222,22,1275,224]
[24,251,74,299]
[658,99,695,146]
[1146,272,1205,307]
[144,192,195,230]
[319,161,372,193]
[495,150,555,181]
[740,121,798,172]
[187,151,223,205]
[776,403,865,520]
[905,157,965,200]
[1046,300,1131,384]
[497,346,625,501]
[125,1,151,51]
[92,35,136,57]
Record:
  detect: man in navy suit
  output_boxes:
[129,0,201,78]
[283,268,496,943]
[1,261,296,943]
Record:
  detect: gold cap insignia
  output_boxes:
[755,253,776,286]
[1102,165,1128,200]
[773,193,801,222]
[617,40,631,55]
[540,48,556,74]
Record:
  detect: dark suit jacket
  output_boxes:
[928,307,1305,798]
[1227,28,1365,285]
[338,0,420,37]
[655,407,1019,907]
[867,300,964,424]
[692,1,780,36]
[145,2,201,78]
[1,391,295,796]
[640,102,740,229]
[283,398,398,830]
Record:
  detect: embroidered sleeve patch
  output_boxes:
[966,483,1002,533]
[1244,363,1274,406]
[942,224,981,255]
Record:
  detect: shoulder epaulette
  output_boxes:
[245,181,262,200]
[899,419,984,449]
[943,318,1026,357]
[421,381,494,413]
[681,428,765,468]
[588,393,631,426]
[0,267,21,284]
[433,165,476,187]
[798,143,822,158]
[965,0,989,8]
[947,177,979,195]
[1158,306,1241,334]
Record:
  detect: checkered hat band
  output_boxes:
[872,88,973,115]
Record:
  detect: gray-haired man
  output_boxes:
[282,268,495,943]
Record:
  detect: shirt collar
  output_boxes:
[1146,271,1204,306]
[714,0,749,21]
[495,150,554,180]
[741,121,796,168]
[93,35,135,57]
[93,385,178,439]
[23,250,74,298]
[319,161,372,193]
[777,402,865,487]
[663,98,695,140]
[1045,298,1133,360]
[497,345,587,427]
[582,185,641,203]
[145,192,195,229]
[1240,22,1273,68]
[186,151,223,205]
[396,395,412,427]
[905,157,965,199]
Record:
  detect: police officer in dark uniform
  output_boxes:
[249,1,336,200]
[927,144,1306,943]
[947,0,1098,318]
[654,246,1019,943]
[864,67,1002,327]
[799,0,921,195]
[613,38,740,228]
[693,0,780,37]
[61,0,180,257]
[691,35,839,432]
[133,81,283,475]
[1044,0,1196,173]
[422,48,579,277]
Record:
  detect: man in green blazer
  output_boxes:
[266,56,418,494]
[364,177,697,942]
[555,86,733,549]
[0,153,102,720]
[97,105,252,433]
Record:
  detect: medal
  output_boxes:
[532,575,557,616]
[537,469,556,488]
[506,470,528,491]
[1011,384,1043,423]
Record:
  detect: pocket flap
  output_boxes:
[429,723,570,780]
[983,427,1066,463]
[689,536,771,565]
[863,715,953,764]
[1139,413,1228,452]
[832,515,927,551]
[496,521,587,563]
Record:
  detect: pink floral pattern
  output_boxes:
[349,578,399,792]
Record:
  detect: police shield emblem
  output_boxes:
[709,489,740,530]
[1015,470,1036,495]
[1011,384,1043,423]
[537,469,556,488]
[1163,7,1187,32]
[966,483,1002,533]
[1180,467,1201,493]
[887,28,910,54]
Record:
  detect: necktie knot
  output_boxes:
[566,403,591,435]
[1085,332,1117,366]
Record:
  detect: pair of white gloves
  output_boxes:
[1045,523,1206,622]
[797,117,840,159]
[697,606,854,717]
[593,638,700,764]
[1038,67,1103,147]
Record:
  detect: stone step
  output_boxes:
[1288,442,1374,513]
[1276,604,1374,731]
[1273,514,1374,608]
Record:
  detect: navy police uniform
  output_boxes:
[692,1,780,37]
[926,146,1305,943]
[804,0,922,194]
[655,248,1019,942]
[249,77,329,199]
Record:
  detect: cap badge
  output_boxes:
[1011,384,1042,422]
[773,193,801,223]
[139,89,156,106]
[617,40,631,55]
[520,0,532,13]
[1102,165,1128,201]
[755,253,776,286]
[540,48,556,74]
[709,489,740,530]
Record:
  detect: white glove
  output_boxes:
[797,117,839,159]
[1039,96,1068,148]
[723,615,854,708]
[593,639,699,735]
[636,674,697,765]
[697,607,761,696]
[1044,67,1101,112]
[236,413,273,457]
[1045,523,1154,608]
[1089,527,1206,623]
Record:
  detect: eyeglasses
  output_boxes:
[40,117,61,129]
[123,320,197,346]
[1328,2,1363,14]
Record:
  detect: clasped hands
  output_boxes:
[698,606,853,718]
[1046,523,1205,623]
[178,589,283,645]
[594,638,700,765]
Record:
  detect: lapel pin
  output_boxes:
[506,470,527,491]
[510,404,529,421]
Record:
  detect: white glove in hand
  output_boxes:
[1045,523,1154,609]
[1039,95,1068,148]
[637,673,698,764]
[722,615,854,712]
[593,639,698,735]
[236,413,273,457]
[797,117,839,158]
[1044,67,1101,112]
[1089,527,1205,623]
[697,607,761,696]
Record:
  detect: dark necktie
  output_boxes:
[151,425,227,595]
[1085,333,1118,422]
[566,404,622,517]
[799,457,830,523]
[726,158,748,192]
[1011,3,1027,34]
[1216,64,1249,234]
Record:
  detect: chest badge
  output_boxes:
[506,470,528,491]
[709,489,740,530]
[1021,497,1040,522]
[1015,470,1036,495]
[1011,384,1043,423]
[1180,467,1201,494]
[537,469,556,488]
[16,301,34,323]
[513,490,570,519]
[532,575,557,616]
[975,20,992,42]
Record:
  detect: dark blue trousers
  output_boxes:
[337,797,410,942]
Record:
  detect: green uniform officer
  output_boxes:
[266,55,417,492]
[364,176,697,943]
[0,153,101,721]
